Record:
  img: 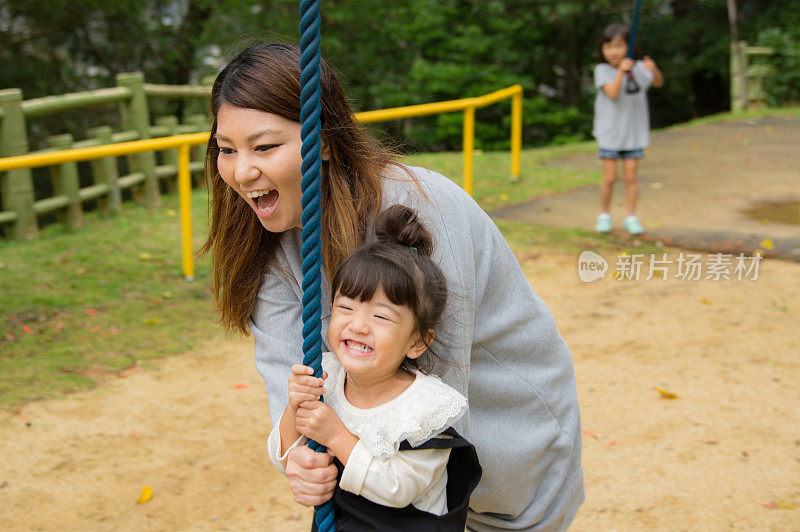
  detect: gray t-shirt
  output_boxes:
[592,61,654,150]
[250,165,584,531]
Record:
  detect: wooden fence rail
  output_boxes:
[1,79,522,245]
[0,72,211,240]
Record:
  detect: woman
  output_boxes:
[202,42,583,531]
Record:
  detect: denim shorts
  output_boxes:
[598,148,644,160]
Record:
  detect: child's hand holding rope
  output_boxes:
[296,400,347,448]
[288,364,327,410]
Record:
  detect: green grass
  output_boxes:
[408,142,598,210]
[0,190,218,407]
[492,218,663,258]
[658,106,800,131]
[3,107,794,407]
[409,144,663,257]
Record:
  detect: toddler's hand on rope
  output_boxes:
[619,57,634,73]
[296,400,346,447]
[288,364,327,411]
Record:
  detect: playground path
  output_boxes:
[492,115,800,260]
[1,251,798,531]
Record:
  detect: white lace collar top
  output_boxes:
[321,352,468,459]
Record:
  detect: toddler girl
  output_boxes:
[267,204,481,531]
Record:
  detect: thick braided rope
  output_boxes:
[627,0,642,58]
[298,1,335,530]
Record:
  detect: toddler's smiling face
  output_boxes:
[327,287,427,384]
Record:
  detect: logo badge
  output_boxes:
[578,251,608,282]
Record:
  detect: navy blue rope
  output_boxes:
[627,0,642,58]
[624,0,643,93]
[298,0,334,530]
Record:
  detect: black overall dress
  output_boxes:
[310,427,482,532]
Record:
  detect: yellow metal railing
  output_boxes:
[0,85,523,277]
[355,84,523,194]
[0,133,208,280]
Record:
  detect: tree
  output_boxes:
[0,0,796,151]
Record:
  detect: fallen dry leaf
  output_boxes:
[137,485,153,504]
[760,500,797,510]
[654,387,679,399]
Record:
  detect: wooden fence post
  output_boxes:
[88,125,121,216]
[730,41,747,112]
[155,115,179,194]
[186,113,208,187]
[117,72,159,207]
[47,134,83,230]
[0,88,37,239]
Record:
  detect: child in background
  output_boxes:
[593,22,664,235]
[266,205,481,531]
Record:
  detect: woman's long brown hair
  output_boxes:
[200,42,402,335]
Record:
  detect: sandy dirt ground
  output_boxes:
[1,250,798,531]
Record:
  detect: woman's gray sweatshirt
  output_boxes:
[250,165,584,531]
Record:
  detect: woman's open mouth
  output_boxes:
[247,189,279,217]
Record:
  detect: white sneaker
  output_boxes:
[595,213,612,233]
[624,215,644,235]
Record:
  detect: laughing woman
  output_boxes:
[202,42,584,532]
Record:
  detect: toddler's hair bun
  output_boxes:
[374,205,433,256]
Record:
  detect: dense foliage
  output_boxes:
[0,0,797,151]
